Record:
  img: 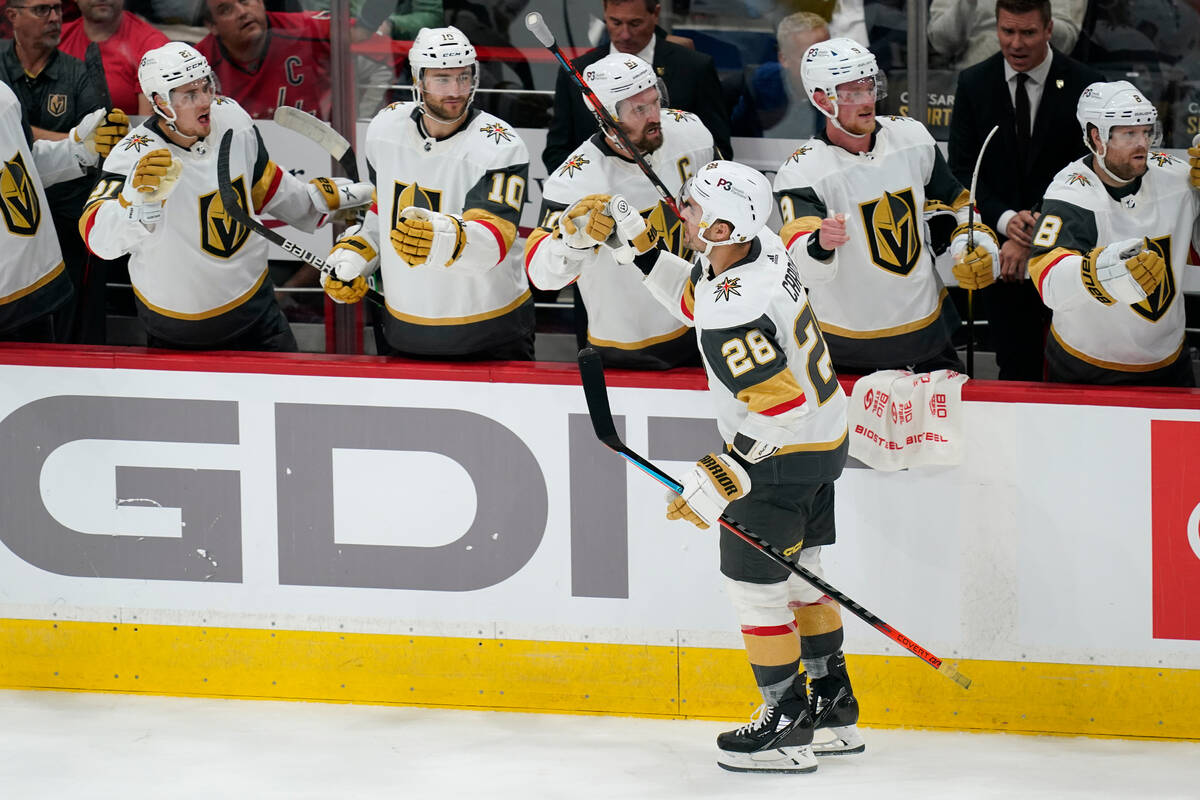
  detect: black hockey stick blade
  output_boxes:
[578,347,683,494]
[215,129,384,307]
[575,347,971,690]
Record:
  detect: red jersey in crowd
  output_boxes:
[59,12,169,113]
[196,11,333,120]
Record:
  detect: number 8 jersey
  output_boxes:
[643,229,849,484]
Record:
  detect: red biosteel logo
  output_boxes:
[1151,420,1200,640]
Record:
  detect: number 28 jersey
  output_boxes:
[643,230,848,483]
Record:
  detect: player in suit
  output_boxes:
[948,0,1103,381]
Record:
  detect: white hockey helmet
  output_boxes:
[139,42,215,124]
[1076,80,1160,151]
[800,37,886,122]
[679,160,774,252]
[584,53,664,126]
[410,25,479,115]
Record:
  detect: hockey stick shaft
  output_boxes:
[524,12,681,217]
[215,129,384,307]
[965,124,1000,377]
[577,347,971,690]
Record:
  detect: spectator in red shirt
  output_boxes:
[196,0,333,120]
[58,0,168,115]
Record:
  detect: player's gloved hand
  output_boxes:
[120,148,181,223]
[665,453,751,531]
[322,223,377,304]
[1083,238,1165,305]
[950,222,1000,290]
[1188,134,1200,189]
[558,193,615,250]
[391,206,467,267]
[69,107,129,164]
[307,177,374,225]
[606,194,661,266]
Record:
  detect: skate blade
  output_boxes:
[813,724,865,757]
[717,745,818,774]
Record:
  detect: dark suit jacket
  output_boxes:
[948,48,1103,241]
[541,27,732,172]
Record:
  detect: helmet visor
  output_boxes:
[169,75,217,109]
[1107,122,1162,149]
[832,73,886,105]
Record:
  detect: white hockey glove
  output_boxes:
[666,453,751,531]
[950,222,1001,291]
[120,148,181,224]
[391,206,467,268]
[307,177,374,225]
[606,194,661,266]
[322,224,378,304]
[1081,238,1166,305]
[558,193,615,250]
[69,107,129,165]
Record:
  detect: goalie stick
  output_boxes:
[577,347,972,690]
[215,129,384,307]
[524,11,681,218]
[965,124,1000,377]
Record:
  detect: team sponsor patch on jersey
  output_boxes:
[123,134,155,153]
[479,122,514,143]
[1066,172,1092,187]
[786,145,812,163]
[713,275,742,301]
[558,153,589,177]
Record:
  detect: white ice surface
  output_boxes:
[1,689,1196,799]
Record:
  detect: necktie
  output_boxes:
[1015,73,1031,155]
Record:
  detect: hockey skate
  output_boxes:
[810,670,865,756]
[716,685,817,774]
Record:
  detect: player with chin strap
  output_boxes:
[773,38,1000,374]
[606,160,860,772]
[524,53,716,369]
[0,82,127,341]
[1028,80,1198,386]
[79,42,372,351]
[319,25,534,360]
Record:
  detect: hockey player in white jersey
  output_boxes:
[1027,81,1197,386]
[524,53,715,369]
[1,82,126,342]
[615,160,861,772]
[320,26,534,360]
[81,43,372,351]
[773,38,1000,374]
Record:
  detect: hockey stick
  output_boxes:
[965,124,1000,377]
[274,106,359,182]
[215,129,385,307]
[524,11,681,217]
[577,347,971,690]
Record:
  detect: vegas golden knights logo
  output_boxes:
[391,181,442,229]
[47,94,68,118]
[858,187,921,276]
[198,176,251,258]
[1132,235,1175,323]
[646,200,692,259]
[1,151,41,237]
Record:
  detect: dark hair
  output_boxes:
[996,0,1052,26]
[602,0,660,14]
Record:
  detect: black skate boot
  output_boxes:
[809,653,865,756]
[716,681,817,773]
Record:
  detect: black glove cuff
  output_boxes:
[807,234,835,261]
